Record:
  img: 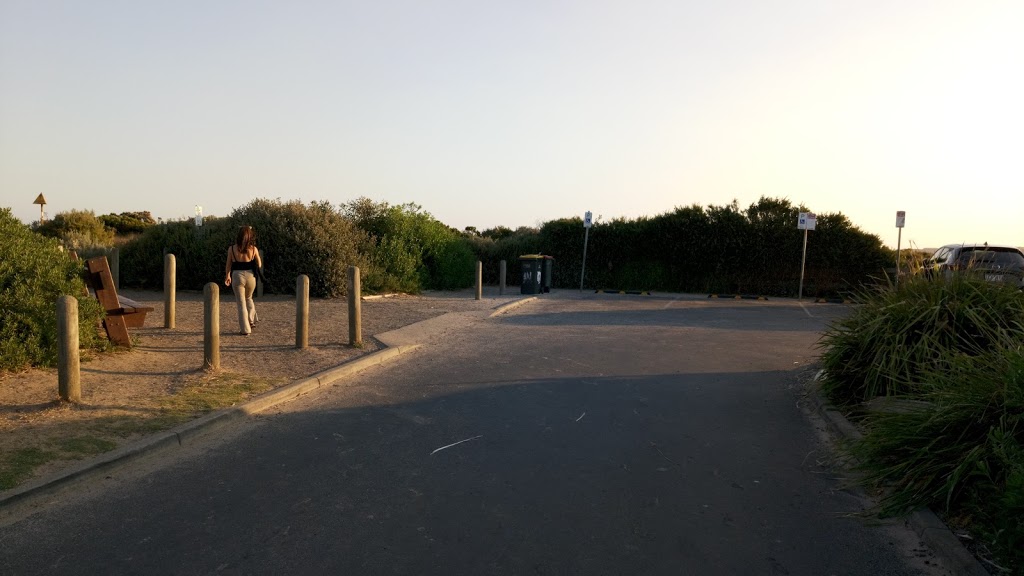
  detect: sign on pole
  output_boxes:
[580,211,592,291]
[797,212,816,299]
[895,211,906,287]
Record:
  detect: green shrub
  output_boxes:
[232,199,368,297]
[344,198,473,293]
[0,208,105,371]
[35,209,115,251]
[119,217,234,291]
[851,348,1024,572]
[98,211,156,235]
[818,274,1024,406]
[120,199,367,298]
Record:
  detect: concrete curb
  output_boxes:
[0,344,421,516]
[489,296,538,317]
[807,379,989,576]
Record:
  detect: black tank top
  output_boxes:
[230,247,258,273]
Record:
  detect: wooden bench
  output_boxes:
[84,255,154,347]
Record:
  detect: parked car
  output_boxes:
[924,243,1024,288]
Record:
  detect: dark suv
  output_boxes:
[924,244,1024,288]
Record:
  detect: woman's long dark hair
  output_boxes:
[235,226,256,252]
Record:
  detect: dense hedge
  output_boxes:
[469,197,892,297]
[0,208,105,371]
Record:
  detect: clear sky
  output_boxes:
[2,0,1021,249]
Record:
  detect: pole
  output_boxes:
[798,229,808,301]
[296,274,309,349]
[57,296,81,403]
[579,227,590,291]
[895,228,903,288]
[164,254,176,329]
[475,261,482,300]
[348,266,362,347]
[203,282,220,371]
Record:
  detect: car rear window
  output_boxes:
[956,250,1024,268]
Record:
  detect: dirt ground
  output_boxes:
[0,288,512,492]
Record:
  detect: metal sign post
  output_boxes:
[797,212,816,300]
[895,211,906,288]
[580,211,592,291]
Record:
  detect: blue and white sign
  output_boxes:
[797,212,816,231]
[584,211,593,228]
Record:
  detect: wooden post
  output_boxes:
[475,261,483,300]
[164,253,176,329]
[57,296,81,403]
[296,274,309,349]
[256,248,264,299]
[203,282,220,370]
[348,266,362,347]
[499,260,506,295]
[110,247,120,291]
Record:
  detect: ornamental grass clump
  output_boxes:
[851,347,1024,572]
[818,273,1024,407]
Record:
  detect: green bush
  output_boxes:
[120,217,234,291]
[232,199,368,297]
[0,208,105,371]
[98,211,156,235]
[35,209,115,252]
[850,348,1024,573]
[344,198,473,293]
[120,200,367,298]
[818,274,1024,406]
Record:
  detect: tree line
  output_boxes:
[28,196,893,299]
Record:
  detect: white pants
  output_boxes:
[231,270,257,334]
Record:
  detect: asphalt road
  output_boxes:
[0,293,952,575]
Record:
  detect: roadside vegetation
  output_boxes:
[0,208,106,372]
[818,274,1024,574]
[3,195,892,371]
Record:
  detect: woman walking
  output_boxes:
[224,225,263,336]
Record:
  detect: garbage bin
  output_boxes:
[519,255,543,295]
[542,256,554,293]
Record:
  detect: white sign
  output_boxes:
[194,205,203,227]
[584,211,593,228]
[896,211,906,228]
[797,212,817,231]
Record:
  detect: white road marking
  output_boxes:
[430,435,483,456]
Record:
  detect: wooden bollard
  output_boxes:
[164,253,176,329]
[256,248,264,299]
[296,274,309,349]
[110,247,120,290]
[475,261,483,300]
[203,282,220,370]
[499,260,506,295]
[57,295,81,403]
[348,266,362,347]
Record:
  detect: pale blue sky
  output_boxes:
[2,0,1022,249]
